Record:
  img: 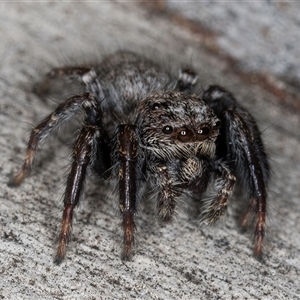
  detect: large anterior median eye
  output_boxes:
[177,128,193,142]
[197,126,210,141]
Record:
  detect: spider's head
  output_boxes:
[135,91,220,159]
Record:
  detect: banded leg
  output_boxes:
[203,162,236,224]
[47,66,103,97]
[117,124,140,260]
[35,66,100,96]
[12,92,100,186]
[176,68,198,93]
[152,164,181,222]
[54,125,99,264]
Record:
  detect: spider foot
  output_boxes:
[9,169,27,187]
[53,204,74,264]
[156,177,178,223]
[121,246,134,261]
[239,197,266,257]
[121,213,135,261]
[253,208,265,257]
[54,233,69,265]
[254,234,264,258]
[157,207,175,223]
[54,248,66,265]
[9,169,28,186]
[10,149,35,186]
[201,197,228,225]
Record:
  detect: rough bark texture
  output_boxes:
[1,2,299,299]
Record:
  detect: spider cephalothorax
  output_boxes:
[12,50,270,263]
[136,91,220,159]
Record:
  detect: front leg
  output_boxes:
[150,163,182,222]
[117,124,140,260]
[171,156,235,222]
[153,157,211,222]
[202,161,236,224]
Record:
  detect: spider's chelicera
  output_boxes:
[12,51,270,263]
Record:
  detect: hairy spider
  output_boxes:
[12,51,270,263]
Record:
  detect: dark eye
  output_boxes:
[197,127,210,135]
[152,103,160,110]
[162,126,173,134]
[177,128,193,142]
[197,126,210,141]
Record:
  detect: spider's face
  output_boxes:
[136,91,220,159]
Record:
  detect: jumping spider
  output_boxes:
[12,51,270,263]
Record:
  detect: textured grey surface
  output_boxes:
[167,1,300,84]
[0,3,300,300]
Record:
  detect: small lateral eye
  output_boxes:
[162,126,173,134]
[152,102,169,110]
[152,103,160,110]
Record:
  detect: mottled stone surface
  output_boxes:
[0,3,299,299]
[168,1,300,81]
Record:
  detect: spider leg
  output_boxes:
[226,108,268,257]
[36,66,103,97]
[117,124,140,260]
[46,66,104,98]
[54,125,99,264]
[204,162,236,224]
[12,92,101,186]
[176,68,198,93]
[151,164,181,222]
[203,85,270,257]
